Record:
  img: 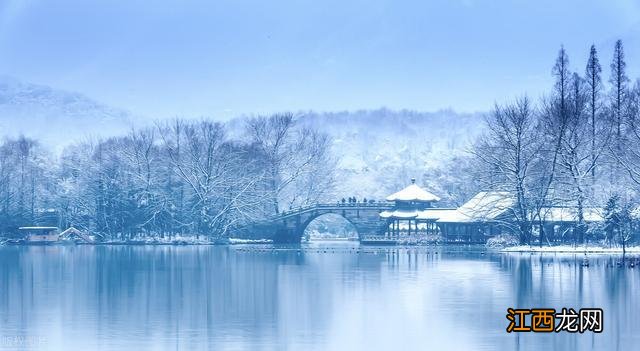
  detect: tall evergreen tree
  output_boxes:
[554,46,571,119]
[610,40,630,153]
[536,47,571,210]
[585,44,602,178]
[564,73,590,245]
[532,46,574,246]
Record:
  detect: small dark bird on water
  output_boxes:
[581,258,589,267]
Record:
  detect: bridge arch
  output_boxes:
[236,203,393,243]
[301,212,360,241]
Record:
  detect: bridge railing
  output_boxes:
[271,202,393,221]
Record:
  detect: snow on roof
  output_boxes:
[380,190,605,224]
[381,208,465,221]
[18,226,59,230]
[386,180,441,202]
[434,210,475,223]
[59,227,95,243]
[416,209,459,220]
[380,210,419,219]
[435,191,515,223]
[431,192,604,224]
[458,191,514,221]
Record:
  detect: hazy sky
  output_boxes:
[1,0,640,119]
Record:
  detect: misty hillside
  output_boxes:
[0,78,485,204]
[0,77,133,151]
[297,109,485,203]
[228,109,485,204]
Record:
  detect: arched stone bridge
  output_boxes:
[235,203,393,243]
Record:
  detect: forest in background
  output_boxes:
[1,40,640,245]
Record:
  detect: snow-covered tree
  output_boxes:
[245,113,336,214]
[472,96,541,244]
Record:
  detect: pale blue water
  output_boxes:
[0,243,638,351]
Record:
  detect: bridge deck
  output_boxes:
[272,203,393,221]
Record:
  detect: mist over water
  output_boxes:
[0,244,637,351]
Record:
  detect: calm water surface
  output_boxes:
[0,243,638,351]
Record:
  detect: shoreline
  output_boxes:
[0,237,274,246]
[2,239,640,255]
[500,245,640,254]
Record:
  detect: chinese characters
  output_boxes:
[506,308,603,333]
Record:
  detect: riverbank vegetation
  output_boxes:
[472,40,640,249]
[2,41,640,248]
[0,114,335,240]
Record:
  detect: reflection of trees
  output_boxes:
[603,256,631,351]
[92,246,285,344]
[2,247,638,350]
[0,245,388,349]
[497,253,640,350]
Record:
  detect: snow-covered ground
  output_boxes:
[228,238,273,244]
[101,235,222,245]
[501,245,640,253]
[0,236,273,245]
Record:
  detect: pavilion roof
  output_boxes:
[380,209,419,219]
[380,191,606,223]
[386,180,440,202]
[380,208,459,220]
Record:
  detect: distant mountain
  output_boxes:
[0,76,134,152]
[0,77,486,203]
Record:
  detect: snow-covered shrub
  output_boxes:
[396,233,445,245]
[486,234,519,249]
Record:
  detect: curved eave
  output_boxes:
[385,195,441,202]
[380,210,418,219]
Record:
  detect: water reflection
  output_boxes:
[0,244,638,350]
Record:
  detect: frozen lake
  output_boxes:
[0,244,638,350]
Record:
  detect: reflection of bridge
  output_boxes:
[235,203,393,243]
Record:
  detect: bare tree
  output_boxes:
[472,96,541,244]
[555,73,606,245]
[159,120,269,237]
[533,46,573,245]
[615,81,640,190]
[246,113,336,214]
